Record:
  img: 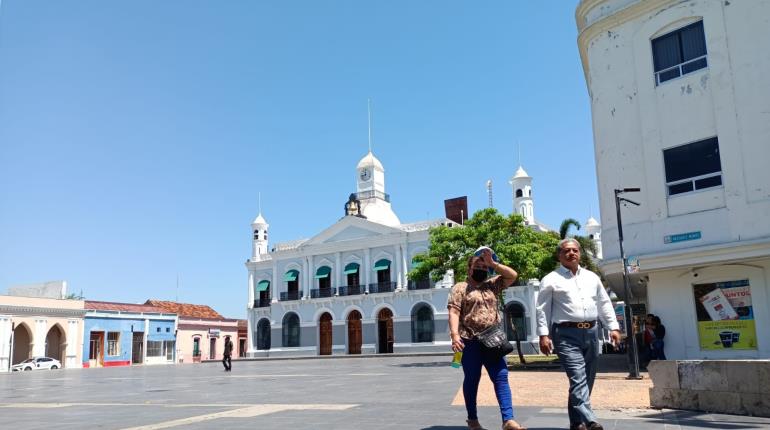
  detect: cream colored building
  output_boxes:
[0,295,85,371]
[577,0,770,359]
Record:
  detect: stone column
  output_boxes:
[335,252,342,294]
[364,248,372,293]
[247,312,256,354]
[66,319,79,368]
[306,256,314,298]
[401,242,409,288]
[272,260,279,303]
[0,317,10,372]
[302,257,310,299]
[33,319,47,358]
[248,271,255,308]
[394,244,403,290]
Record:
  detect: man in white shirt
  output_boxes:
[536,238,621,430]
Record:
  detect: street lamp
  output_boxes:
[614,187,642,380]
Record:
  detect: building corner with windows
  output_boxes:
[577,0,770,359]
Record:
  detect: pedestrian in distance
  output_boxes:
[222,336,233,372]
[447,247,527,430]
[536,238,622,430]
[650,315,666,360]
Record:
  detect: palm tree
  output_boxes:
[558,218,600,274]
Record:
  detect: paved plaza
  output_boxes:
[2,355,769,430]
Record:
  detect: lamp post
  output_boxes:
[614,187,642,380]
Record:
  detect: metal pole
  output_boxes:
[615,189,641,379]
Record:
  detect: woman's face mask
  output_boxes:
[471,268,488,283]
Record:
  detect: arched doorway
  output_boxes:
[319,313,333,355]
[256,318,271,350]
[504,302,528,341]
[377,308,394,353]
[45,324,66,364]
[347,310,362,354]
[12,323,32,365]
[282,313,300,347]
[411,304,434,343]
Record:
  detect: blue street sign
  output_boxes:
[664,231,702,244]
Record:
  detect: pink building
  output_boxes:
[144,300,244,363]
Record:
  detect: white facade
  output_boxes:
[577,0,770,359]
[245,152,542,356]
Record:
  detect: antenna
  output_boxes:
[367,98,373,153]
[486,180,493,208]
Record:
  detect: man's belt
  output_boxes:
[557,321,597,329]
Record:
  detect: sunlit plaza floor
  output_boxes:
[2,355,769,430]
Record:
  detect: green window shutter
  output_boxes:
[343,262,360,274]
[256,280,270,292]
[315,266,331,279]
[373,259,391,271]
[283,270,299,282]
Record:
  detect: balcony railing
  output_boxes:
[354,190,390,202]
[407,279,431,290]
[280,291,303,301]
[253,298,271,308]
[310,288,335,298]
[338,285,364,296]
[368,282,396,294]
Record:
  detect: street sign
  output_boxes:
[664,231,701,244]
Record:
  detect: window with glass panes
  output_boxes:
[663,137,722,196]
[652,21,707,85]
[107,332,120,356]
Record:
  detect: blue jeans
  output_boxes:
[553,325,599,426]
[461,338,514,423]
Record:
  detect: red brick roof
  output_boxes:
[85,300,168,314]
[144,300,223,319]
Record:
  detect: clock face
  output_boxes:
[359,168,370,181]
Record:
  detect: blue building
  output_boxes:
[83,301,177,367]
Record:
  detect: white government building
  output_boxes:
[244,151,571,356]
[577,0,770,359]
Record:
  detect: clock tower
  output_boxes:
[354,151,400,226]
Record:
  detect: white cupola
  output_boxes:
[355,151,400,226]
[251,212,269,261]
[509,165,534,225]
[584,216,602,259]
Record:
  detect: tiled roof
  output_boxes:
[144,300,223,319]
[85,300,168,314]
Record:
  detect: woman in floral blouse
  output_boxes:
[448,247,526,430]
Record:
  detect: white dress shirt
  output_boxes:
[536,265,619,336]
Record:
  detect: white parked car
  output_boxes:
[11,357,62,371]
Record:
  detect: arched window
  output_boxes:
[411,304,434,343]
[515,189,523,198]
[282,313,300,347]
[284,269,300,300]
[256,319,271,350]
[373,259,391,285]
[504,302,528,341]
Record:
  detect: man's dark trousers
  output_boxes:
[222,354,231,371]
[553,324,600,426]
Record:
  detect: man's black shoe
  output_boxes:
[587,422,604,430]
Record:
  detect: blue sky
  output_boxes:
[0,1,595,318]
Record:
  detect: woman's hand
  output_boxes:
[451,333,465,352]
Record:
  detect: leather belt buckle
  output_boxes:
[577,322,590,329]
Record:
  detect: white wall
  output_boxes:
[578,0,770,266]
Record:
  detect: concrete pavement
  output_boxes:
[1,355,769,429]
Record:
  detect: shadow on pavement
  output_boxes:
[645,410,768,429]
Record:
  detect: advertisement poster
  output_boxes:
[614,303,626,335]
[693,280,757,350]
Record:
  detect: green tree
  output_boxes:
[558,218,601,274]
[408,208,559,284]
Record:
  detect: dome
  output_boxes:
[585,216,600,227]
[252,213,267,226]
[356,151,384,171]
[511,166,530,180]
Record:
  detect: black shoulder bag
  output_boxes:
[475,323,513,362]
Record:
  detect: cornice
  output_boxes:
[599,237,770,275]
[576,0,680,85]
[0,305,86,318]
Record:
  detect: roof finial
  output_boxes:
[367,98,373,153]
